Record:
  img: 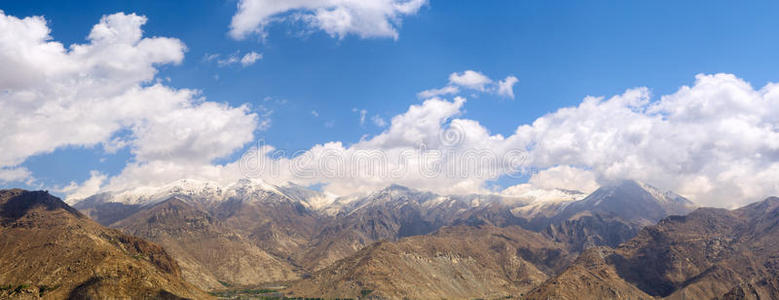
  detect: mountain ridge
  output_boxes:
[0,189,210,299]
[527,195,779,299]
[66,178,709,295]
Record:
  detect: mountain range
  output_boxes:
[3,178,776,299]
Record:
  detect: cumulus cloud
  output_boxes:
[239,96,530,195]
[58,170,107,200]
[501,165,599,200]
[229,0,427,40]
[504,74,779,207]
[240,73,779,208]
[0,12,263,195]
[497,75,519,98]
[4,11,777,208]
[449,70,492,91]
[419,70,517,99]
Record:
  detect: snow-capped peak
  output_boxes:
[71,178,290,206]
[636,181,695,207]
[501,183,587,204]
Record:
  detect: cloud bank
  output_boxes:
[242,74,779,208]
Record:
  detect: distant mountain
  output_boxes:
[285,224,574,299]
[556,180,695,225]
[297,185,478,270]
[527,196,779,299]
[0,189,208,299]
[74,179,327,289]
[539,180,696,252]
[69,178,701,295]
[73,178,334,224]
[452,180,696,252]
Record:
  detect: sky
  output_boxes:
[2,0,779,207]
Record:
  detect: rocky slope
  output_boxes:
[0,189,209,299]
[296,185,480,271]
[524,246,654,300]
[527,196,779,299]
[113,197,299,290]
[284,224,573,299]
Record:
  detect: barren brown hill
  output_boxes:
[527,196,779,300]
[284,224,573,299]
[210,190,325,262]
[113,197,300,290]
[297,186,488,271]
[524,247,653,300]
[0,189,210,299]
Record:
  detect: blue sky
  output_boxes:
[2,1,779,206]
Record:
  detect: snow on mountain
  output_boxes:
[69,178,694,224]
[501,184,587,204]
[561,179,697,225]
[67,178,334,210]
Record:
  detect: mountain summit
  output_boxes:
[559,180,696,225]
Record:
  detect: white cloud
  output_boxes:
[418,70,517,99]
[240,51,262,66]
[0,11,263,198]
[204,53,220,61]
[449,70,493,91]
[527,165,599,193]
[497,75,518,98]
[59,170,107,200]
[353,108,367,125]
[371,115,387,127]
[218,55,238,66]
[240,96,528,195]
[229,0,427,40]
[6,9,776,208]
[0,167,32,183]
[240,73,779,208]
[311,110,320,117]
[417,85,459,99]
[504,74,779,207]
[500,184,586,203]
[207,51,262,67]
